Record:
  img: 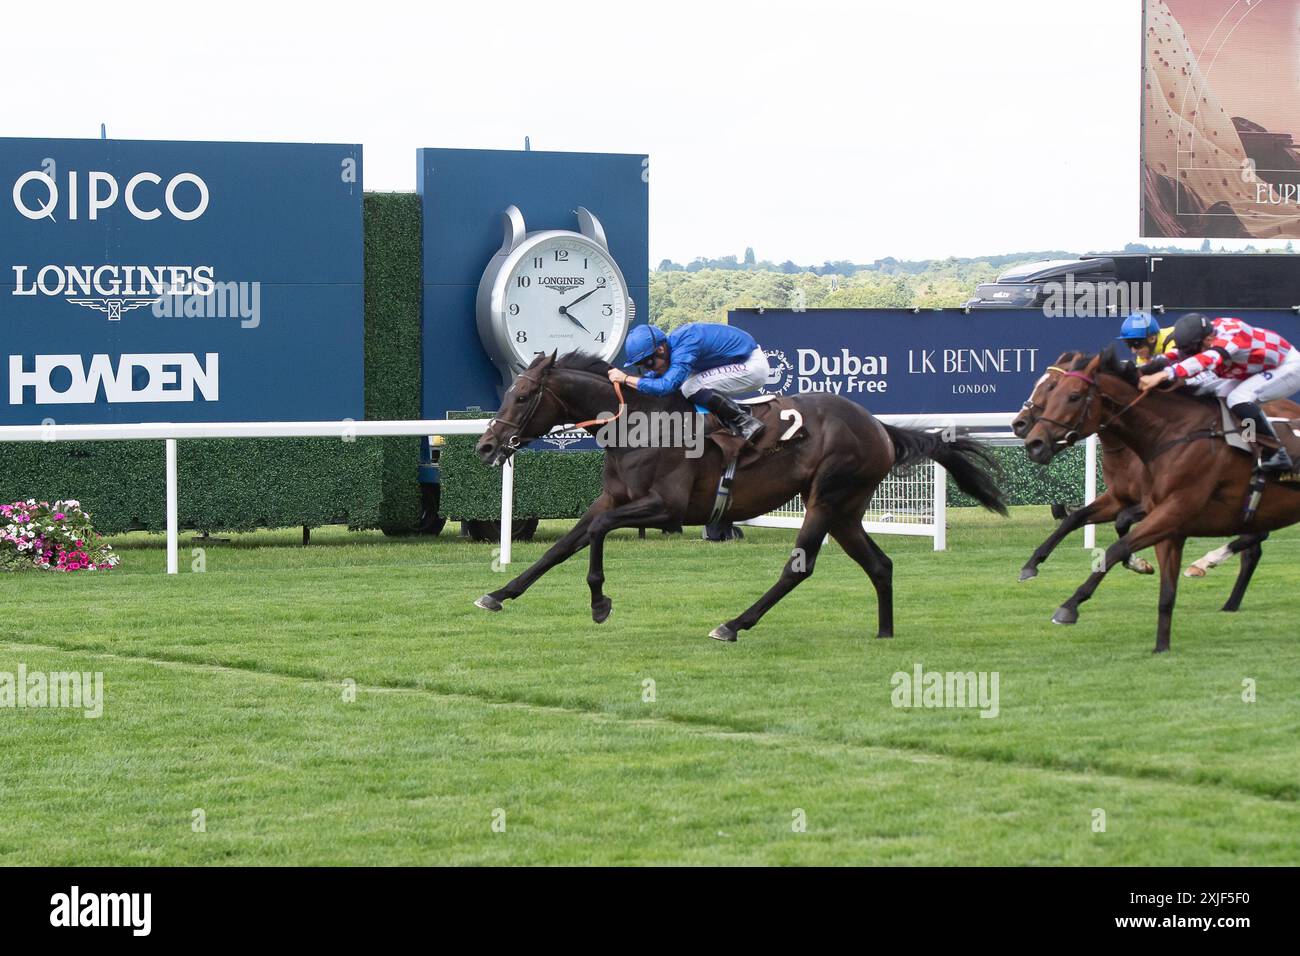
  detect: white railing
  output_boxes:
[739,413,1097,552]
[0,412,1101,569]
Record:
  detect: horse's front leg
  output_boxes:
[1052,505,1181,626]
[585,493,678,623]
[475,494,615,611]
[1020,493,1124,582]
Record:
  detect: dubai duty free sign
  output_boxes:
[0,137,364,425]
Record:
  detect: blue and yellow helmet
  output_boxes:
[1116,311,1160,342]
[625,324,668,365]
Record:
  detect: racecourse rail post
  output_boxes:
[166,439,178,575]
[499,456,514,567]
[1083,433,1098,550]
[932,458,947,552]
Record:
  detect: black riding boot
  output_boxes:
[697,389,765,442]
[1233,402,1294,473]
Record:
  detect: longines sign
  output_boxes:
[0,137,364,425]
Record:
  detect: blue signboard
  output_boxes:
[417,147,648,420]
[0,137,364,425]
[730,308,1300,415]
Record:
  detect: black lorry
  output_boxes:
[965,254,1300,311]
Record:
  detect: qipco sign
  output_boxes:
[12,167,210,222]
[0,136,365,426]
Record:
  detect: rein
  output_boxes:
[493,366,626,448]
[1035,365,1156,442]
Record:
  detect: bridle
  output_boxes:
[1034,364,1155,446]
[491,365,626,450]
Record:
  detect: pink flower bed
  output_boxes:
[1,499,119,572]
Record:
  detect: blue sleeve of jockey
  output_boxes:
[635,327,702,396]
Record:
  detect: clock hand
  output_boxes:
[562,286,602,310]
[558,304,590,333]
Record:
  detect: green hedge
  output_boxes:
[0,438,383,534]
[948,444,1100,509]
[0,193,422,536]
[363,193,424,533]
[437,409,605,520]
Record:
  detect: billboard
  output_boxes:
[730,308,1300,415]
[1142,0,1300,239]
[417,147,648,420]
[0,137,364,425]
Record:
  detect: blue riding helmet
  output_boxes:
[625,324,669,365]
[1116,311,1159,342]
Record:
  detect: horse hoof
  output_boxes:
[1220,604,1239,613]
[1152,644,1170,654]
[592,598,612,624]
[1018,566,1038,582]
[709,624,738,642]
[475,595,503,612]
[876,630,894,640]
[1127,558,1155,575]
[1184,566,1207,578]
[1051,606,1078,625]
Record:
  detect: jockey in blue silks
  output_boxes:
[608,322,769,441]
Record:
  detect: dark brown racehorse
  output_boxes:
[1012,351,1284,610]
[1023,347,1300,652]
[474,351,1007,641]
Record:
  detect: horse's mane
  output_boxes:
[553,352,615,376]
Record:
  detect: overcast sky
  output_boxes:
[3,0,1272,264]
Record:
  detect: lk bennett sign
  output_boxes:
[730,308,1300,415]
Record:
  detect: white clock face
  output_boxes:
[501,236,629,367]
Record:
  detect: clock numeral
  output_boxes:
[554,249,569,262]
[583,257,589,270]
[595,331,607,343]
[596,277,606,288]
[602,304,614,317]
[517,276,531,288]
[533,256,543,269]
[508,304,520,316]
[516,330,528,343]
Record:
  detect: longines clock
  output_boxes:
[476,205,635,389]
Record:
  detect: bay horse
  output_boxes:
[474,351,1007,641]
[1012,351,1284,607]
[1022,347,1300,652]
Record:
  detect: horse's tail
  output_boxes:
[881,423,1008,516]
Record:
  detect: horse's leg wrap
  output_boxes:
[1185,542,1234,578]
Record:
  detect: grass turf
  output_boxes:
[0,507,1297,865]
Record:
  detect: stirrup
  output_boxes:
[1260,447,1294,474]
[734,415,765,441]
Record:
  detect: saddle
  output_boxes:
[705,394,809,470]
[1217,401,1300,482]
